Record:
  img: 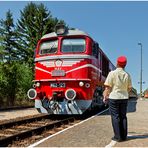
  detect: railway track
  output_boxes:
[0,106,107,147]
[0,114,76,147]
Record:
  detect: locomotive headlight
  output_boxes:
[79,81,84,87]
[36,82,40,87]
[27,88,37,99]
[65,89,76,101]
[85,83,90,88]
[55,24,67,35]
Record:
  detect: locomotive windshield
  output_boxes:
[61,39,85,53]
[39,40,58,55]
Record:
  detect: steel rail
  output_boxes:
[0,117,75,147]
[0,114,50,129]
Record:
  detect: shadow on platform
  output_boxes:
[127,133,148,140]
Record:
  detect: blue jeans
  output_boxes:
[109,99,128,140]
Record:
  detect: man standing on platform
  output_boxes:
[103,56,132,142]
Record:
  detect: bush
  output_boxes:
[16,62,34,105]
[0,62,34,107]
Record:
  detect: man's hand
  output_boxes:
[103,86,111,104]
[103,96,109,104]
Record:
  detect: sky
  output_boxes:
[0,1,148,93]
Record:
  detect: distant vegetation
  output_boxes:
[0,2,66,107]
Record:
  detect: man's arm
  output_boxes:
[128,74,132,92]
[103,86,111,103]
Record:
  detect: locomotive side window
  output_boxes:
[102,54,109,77]
[61,39,85,53]
[39,40,58,55]
[92,42,99,58]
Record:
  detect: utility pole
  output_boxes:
[138,42,143,98]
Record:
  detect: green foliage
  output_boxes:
[0,62,33,107]
[0,63,8,105]
[0,10,18,106]
[0,62,17,106]
[0,10,19,62]
[16,62,33,100]
[16,2,65,66]
[0,2,67,107]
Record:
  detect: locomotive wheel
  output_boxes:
[91,87,104,109]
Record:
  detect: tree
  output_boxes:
[0,10,18,63]
[0,10,26,106]
[0,40,4,62]
[17,2,65,66]
[0,4,67,107]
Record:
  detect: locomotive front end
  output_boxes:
[28,25,94,114]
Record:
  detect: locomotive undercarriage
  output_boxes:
[35,98,92,114]
[34,86,104,114]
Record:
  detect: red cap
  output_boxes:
[117,56,127,67]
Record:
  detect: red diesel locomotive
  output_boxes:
[27,24,115,114]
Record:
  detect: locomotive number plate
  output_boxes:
[50,83,66,88]
[51,70,65,76]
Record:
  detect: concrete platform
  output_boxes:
[30,98,148,147]
[0,108,38,121]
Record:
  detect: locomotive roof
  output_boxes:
[41,29,90,39]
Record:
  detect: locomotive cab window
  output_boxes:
[39,40,58,55]
[61,39,85,53]
[92,42,99,59]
